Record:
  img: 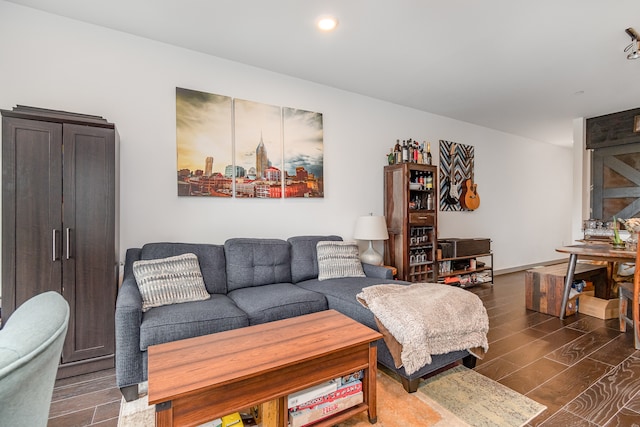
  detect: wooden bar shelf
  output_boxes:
[384,163,439,282]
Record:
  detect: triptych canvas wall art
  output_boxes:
[176,87,324,198]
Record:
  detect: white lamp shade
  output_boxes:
[353,215,389,241]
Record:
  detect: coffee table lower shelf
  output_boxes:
[260,399,373,427]
[149,310,382,427]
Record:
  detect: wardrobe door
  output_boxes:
[1,117,63,319]
[61,124,116,363]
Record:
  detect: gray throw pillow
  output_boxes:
[316,241,366,281]
[133,253,210,312]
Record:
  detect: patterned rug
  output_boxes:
[417,365,546,427]
[118,365,545,427]
[336,369,462,427]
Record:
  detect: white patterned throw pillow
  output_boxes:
[316,241,366,281]
[133,253,210,312]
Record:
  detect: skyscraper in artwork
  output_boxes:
[256,132,268,179]
[205,156,213,176]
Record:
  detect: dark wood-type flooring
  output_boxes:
[47,270,640,426]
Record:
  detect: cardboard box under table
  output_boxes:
[578,293,619,319]
[525,263,607,317]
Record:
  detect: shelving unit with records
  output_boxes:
[438,253,493,287]
[383,163,438,282]
[437,238,493,287]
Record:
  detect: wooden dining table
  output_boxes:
[555,243,636,319]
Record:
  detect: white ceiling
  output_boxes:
[7,0,640,146]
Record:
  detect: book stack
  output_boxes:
[288,371,364,427]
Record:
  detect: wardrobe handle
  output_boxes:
[52,229,60,261]
[66,228,71,259]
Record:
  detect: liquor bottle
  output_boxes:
[413,141,419,163]
[425,172,433,189]
[387,148,395,165]
[426,142,433,165]
[402,140,409,163]
[394,139,401,164]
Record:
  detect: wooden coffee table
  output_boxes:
[148,309,382,427]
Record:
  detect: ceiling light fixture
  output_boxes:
[317,16,338,32]
[624,27,640,60]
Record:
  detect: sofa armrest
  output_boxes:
[115,248,144,390]
[117,248,142,310]
[362,263,394,280]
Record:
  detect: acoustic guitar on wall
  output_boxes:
[460,155,480,210]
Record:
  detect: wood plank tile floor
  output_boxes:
[47,270,640,426]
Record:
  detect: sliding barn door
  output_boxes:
[591,144,640,220]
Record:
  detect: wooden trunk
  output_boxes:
[525,263,607,317]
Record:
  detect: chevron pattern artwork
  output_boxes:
[439,140,475,211]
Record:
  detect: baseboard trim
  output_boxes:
[494,258,567,276]
[56,354,115,379]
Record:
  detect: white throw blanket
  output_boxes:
[357,282,489,375]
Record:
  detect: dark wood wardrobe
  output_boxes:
[1,105,119,378]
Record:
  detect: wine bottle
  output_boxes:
[426,142,433,165]
[402,140,409,163]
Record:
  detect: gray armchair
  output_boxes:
[0,291,70,426]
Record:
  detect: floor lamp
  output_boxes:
[353,215,389,266]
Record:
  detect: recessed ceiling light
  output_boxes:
[317,16,338,31]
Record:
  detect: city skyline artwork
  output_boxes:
[176,87,324,198]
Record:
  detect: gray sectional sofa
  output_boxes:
[115,235,475,401]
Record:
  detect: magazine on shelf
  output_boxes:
[337,370,363,386]
[287,379,340,409]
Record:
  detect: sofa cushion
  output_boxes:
[296,277,398,330]
[140,243,227,294]
[288,235,343,283]
[227,283,327,325]
[139,295,248,350]
[316,241,366,281]
[224,238,292,291]
[133,253,210,312]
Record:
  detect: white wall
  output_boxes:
[0,1,574,272]
[572,118,590,243]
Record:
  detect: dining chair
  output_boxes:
[619,232,640,350]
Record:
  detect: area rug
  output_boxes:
[117,371,462,427]
[417,365,547,427]
[118,366,545,427]
[336,370,465,427]
[117,382,153,427]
